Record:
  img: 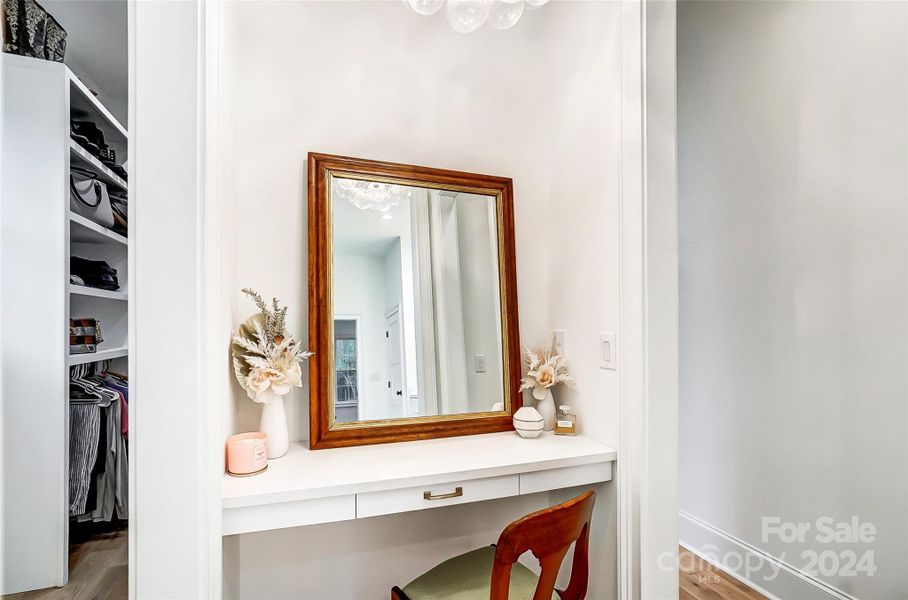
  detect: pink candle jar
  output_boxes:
[226,432,268,476]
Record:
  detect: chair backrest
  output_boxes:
[490,490,596,600]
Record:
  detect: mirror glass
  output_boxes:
[331,175,505,424]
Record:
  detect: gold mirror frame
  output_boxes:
[308,153,522,449]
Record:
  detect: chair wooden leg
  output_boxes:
[391,585,410,600]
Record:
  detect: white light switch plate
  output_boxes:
[599,332,616,370]
[474,354,486,373]
[552,329,566,355]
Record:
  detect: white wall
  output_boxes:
[41,0,129,125]
[679,2,908,599]
[383,240,402,317]
[217,0,622,597]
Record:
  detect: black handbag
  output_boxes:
[1,0,66,61]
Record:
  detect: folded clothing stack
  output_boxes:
[69,318,103,355]
[71,120,128,181]
[71,256,119,291]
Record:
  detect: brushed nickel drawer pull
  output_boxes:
[423,486,463,501]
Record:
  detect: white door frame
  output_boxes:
[617,1,679,599]
[334,314,364,419]
[130,0,224,597]
[131,1,678,598]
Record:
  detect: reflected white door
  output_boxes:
[385,306,406,418]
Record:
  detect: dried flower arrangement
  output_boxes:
[232,288,313,402]
[519,344,575,400]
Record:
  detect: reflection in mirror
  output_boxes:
[333,318,360,422]
[332,176,504,424]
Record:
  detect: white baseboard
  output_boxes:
[678,510,858,600]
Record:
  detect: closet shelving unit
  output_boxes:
[0,54,129,594]
[69,283,129,301]
[67,68,129,370]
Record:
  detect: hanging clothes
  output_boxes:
[68,403,101,516]
[103,372,129,519]
[68,362,129,522]
[104,373,129,437]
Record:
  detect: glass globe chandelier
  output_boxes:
[334,178,413,213]
[406,0,550,34]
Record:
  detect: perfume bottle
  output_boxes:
[554,405,577,435]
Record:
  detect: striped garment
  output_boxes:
[68,404,101,516]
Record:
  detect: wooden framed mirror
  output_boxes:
[308,153,521,449]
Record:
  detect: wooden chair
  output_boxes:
[391,490,596,600]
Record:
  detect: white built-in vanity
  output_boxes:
[223,432,616,536]
[223,153,619,586]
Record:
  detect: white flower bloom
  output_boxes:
[231,290,315,403]
[536,364,555,387]
[519,342,576,397]
[284,361,303,388]
[246,367,291,401]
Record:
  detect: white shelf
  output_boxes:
[222,432,616,535]
[69,140,127,191]
[68,284,127,301]
[70,212,127,245]
[68,346,128,366]
[68,70,128,156]
[223,432,616,509]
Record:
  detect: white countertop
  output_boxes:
[223,432,617,509]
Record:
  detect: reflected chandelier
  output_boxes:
[335,178,413,213]
[406,0,551,34]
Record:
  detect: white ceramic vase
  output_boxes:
[534,388,556,431]
[258,390,289,459]
[513,406,544,439]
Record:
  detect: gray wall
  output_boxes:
[679,2,908,598]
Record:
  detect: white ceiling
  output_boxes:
[42,0,127,121]
[333,188,413,257]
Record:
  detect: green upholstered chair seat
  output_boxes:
[401,546,557,600]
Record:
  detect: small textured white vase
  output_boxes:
[259,390,289,459]
[534,388,556,431]
[513,406,544,439]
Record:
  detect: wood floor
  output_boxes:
[5,537,759,600]
[680,546,768,600]
[3,524,127,600]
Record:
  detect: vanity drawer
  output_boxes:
[356,475,520,518]
[519,462,613,495]
[223,494,356,536]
